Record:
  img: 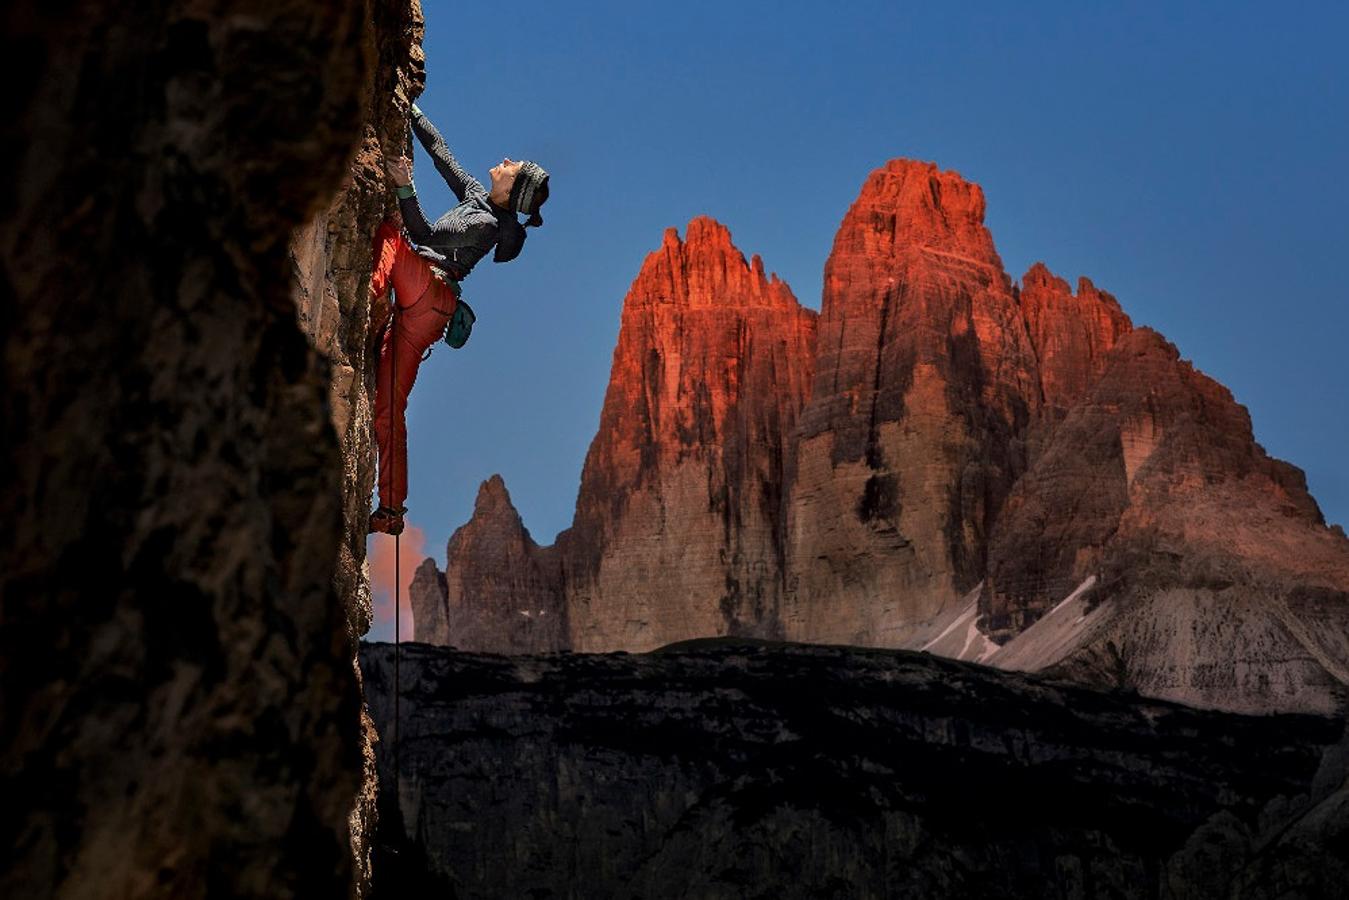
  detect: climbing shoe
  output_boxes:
[368,505,407,536]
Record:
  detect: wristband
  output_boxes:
[396,184,416,200]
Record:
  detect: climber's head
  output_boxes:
[489,158,549,223]
[488,158,523,204]
[490,157,550,263]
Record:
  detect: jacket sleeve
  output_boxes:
[410,105,487,203]
[398,189,437,245]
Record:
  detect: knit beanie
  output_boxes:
[508,160,550,227]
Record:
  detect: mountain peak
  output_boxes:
[473,474,518,519]
[1017,262,1133,412]
[683,214,736,248]
[828,158,1002,276]
[864,158,988,228]
[629,217,798,311]
[1022,261,1070,293]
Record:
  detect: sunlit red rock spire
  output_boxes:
[563,216,818,650]
[785,159,1041,645]
[1017,261,1133,415]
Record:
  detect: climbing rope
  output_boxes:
[391,292,401,792]
[392,122,415,793]
[395,124,414,788]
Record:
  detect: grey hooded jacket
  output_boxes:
[397,106,525,280]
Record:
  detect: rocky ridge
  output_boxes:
[981,326,1349,714]
[414,159,1349,717]
[361,639,1349,898]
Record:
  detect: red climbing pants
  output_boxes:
[371,218,459,510]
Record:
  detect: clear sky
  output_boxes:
[367,0,1348,640]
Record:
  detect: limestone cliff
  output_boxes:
[785,160,1041,646]
[291,0,424,646]
[1016,261,1133,418]
[982,327,1349,714]
[423,159,1349,716]
[409,557,449,646]
[288,0,424,889]
[564,218,818,650]
[414,218,818,653]
[1,0,421,896]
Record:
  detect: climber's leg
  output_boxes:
[371,277,456,513]
[370,217,434,303]
[370,220,458,531]
[374,315,427,513]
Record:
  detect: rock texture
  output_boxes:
[360,639,1346,898]
[409,557,449,646]
[423,158,1349,716]
[1016,262,1133,418]
[1,1,420,897]
[1231,726,1349,899]
[981,327,1349,714]
[288,0,424,888]
[785,160,1040,646]
[415,219,818,652]
[419,476,567,653]
[564,218,818,650]
[291,0,424,645]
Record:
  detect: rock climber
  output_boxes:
[368,102,550,536]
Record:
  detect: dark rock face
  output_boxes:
[1233,737,1349,900]
[360,640,1345,899]
[423,476,567,653]
[1,1,420,896]
[288,1,424,887]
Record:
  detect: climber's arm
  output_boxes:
[397,188,436,245]
[386,155,435,244]
[410,103,487,202]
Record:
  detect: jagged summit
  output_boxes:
[414,473,565,654]
[630,216,799,310]
[472,473,516,516]
[1017,260,1133,412]
[827,158,1003,273]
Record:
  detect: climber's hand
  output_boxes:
[386,156,413,188]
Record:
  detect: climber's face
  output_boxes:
[489,158,523,203]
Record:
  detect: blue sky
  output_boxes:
[367,0,1348,639]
